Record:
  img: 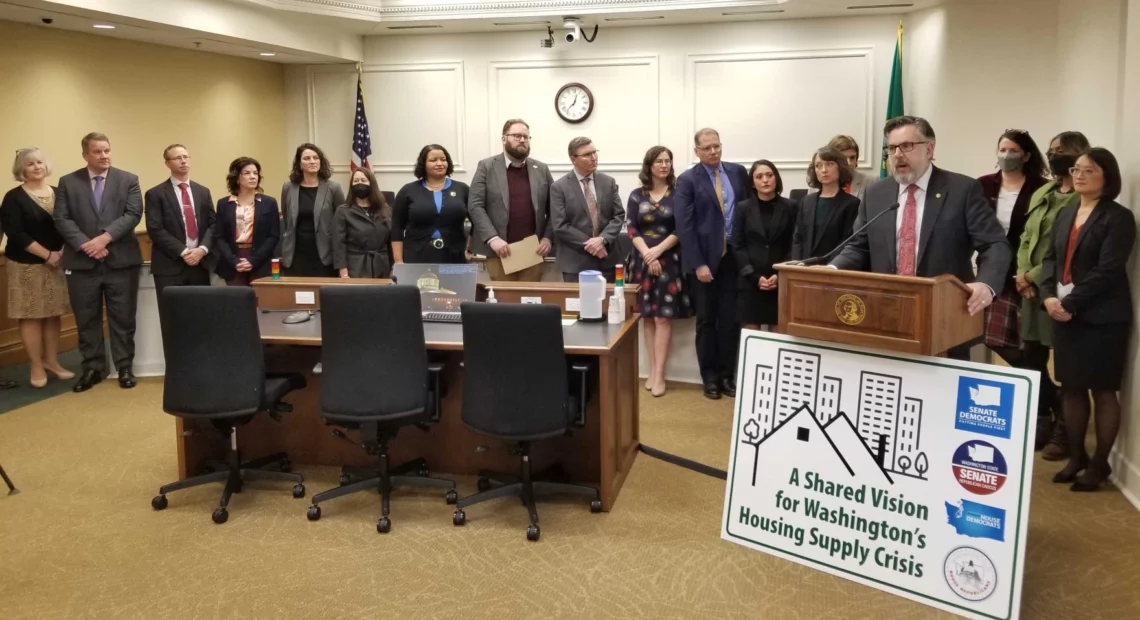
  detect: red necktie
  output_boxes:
[896,184,918,276]
[179,183,198,241]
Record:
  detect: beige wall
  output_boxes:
[0,20,289,224]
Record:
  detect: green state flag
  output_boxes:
[881,21,905,178]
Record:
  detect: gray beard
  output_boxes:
[892,164,927,186]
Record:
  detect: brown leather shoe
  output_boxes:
[1042,417,1069,461]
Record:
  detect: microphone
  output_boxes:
[795,202,900,267]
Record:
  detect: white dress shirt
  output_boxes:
[896,164,933,260]
[170,177,207,255]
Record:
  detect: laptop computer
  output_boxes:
[392,263,479,323]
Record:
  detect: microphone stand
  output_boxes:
[794,202,901,267]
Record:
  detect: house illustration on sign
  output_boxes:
[740,402,894,486]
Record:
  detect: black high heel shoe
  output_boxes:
[1071,460,1112,492]
[1052,457,1088,484]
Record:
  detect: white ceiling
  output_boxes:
[0,0,946,64]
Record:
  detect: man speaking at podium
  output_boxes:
[829,116,1011,359]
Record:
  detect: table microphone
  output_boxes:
[794,202,900,267]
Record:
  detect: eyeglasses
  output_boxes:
[505,133,531,142]
[653,159,672,166]
[1069,166,1100,177]
[574,150,599,159]
[697,144,723,153]
[886,141,929,155]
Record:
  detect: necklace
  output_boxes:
[425,179,446,191]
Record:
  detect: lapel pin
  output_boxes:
[533,164,538,169]
[449,191,456,197]
[936,193,942,199]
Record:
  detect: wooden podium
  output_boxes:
[774,264,982,355]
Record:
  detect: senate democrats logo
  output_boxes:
[944,499,1006,542]
[951,440,1008,495]
[944,546,998,601]
[954,377,1014,439]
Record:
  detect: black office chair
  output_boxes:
[453,302,601,542]
[789,188,808,203]
[151,287,306,524]
[1,463,17,495]
[306,285,456,534]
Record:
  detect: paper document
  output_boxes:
[500,235,544,274]
[1057,283,1074,300]
[561,318,578,327]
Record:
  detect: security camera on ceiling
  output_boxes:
[562,16,598,43]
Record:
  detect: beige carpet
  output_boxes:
[1,379,1139,620]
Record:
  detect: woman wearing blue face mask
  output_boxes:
[976,130,1047,362]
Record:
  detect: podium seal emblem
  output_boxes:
[834,294,866,325]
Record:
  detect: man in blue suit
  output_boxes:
[675,128,750,400]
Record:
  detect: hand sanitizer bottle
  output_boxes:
[486,286,497,303]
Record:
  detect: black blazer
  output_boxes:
[977,171,1046,292]
[0,186,65,264]
[391,179,469,261]
[332,204,392,278]
[1040,200,1135,324]
[729,194,798,288]
[791,190,859,261]
[143,180,216,276]
[213,195,281,281]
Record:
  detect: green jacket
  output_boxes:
[1017,180,1078,345]
[1017,181,1079,284]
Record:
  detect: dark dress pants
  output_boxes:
[66,263,141,374]
[692,252,739,384]
[153,267,211,299]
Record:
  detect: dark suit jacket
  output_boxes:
[674,161,750,273]
[213,195,281,281]
[144,180,216,276]
[53,167,143,270]
[0,186,65,263]
[391,179,470,262]
[790,190,859,261]
[332,204,392,278]
[467,154,554,256]
[729,194,798,288]
[977,171,1046,293]
[549,171,625,274]
[1039,200,1134,324]
[830,166,1012,293]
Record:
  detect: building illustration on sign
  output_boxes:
[741,347,930,484]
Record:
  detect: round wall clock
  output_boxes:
[555,82,593,123]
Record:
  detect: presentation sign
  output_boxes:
[721,332,1037,620]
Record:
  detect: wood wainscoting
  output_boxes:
[0,232,151,367]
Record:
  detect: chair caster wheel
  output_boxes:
[418,468,430,478]
[212,508,228,524]
[590,498,603,513]
[151,495,168,511]
[306,505,321,521]
[453,509,466,526]
[292,483,305,499]
[477,477,491,492]
[526,524,540,542]
[339,473,352,486]
[279,460,292,473]
[377,517,391,534]
[445,489,458,504]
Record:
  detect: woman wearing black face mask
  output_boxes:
[1015,131,1089,458]
[332,167,393,278]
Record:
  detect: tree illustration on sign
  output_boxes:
[914,452,929,478]
[743,418,761,485]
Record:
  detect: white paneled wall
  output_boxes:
[285,14,906,384]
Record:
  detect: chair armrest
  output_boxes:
[427,363,444,423]
[569,361,592,428]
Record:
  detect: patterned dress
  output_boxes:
[5,189,70,319]
[625,187,692,319]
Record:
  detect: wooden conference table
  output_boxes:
[174,277,642,511]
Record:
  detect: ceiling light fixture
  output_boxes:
[386,25,442,30]
[847,3,915,9]
[722,9,785,15]
[604,16,664,22]
[259,52,276,56]
[493,21,551,26]
[93,24,116,29]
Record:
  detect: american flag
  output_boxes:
[350,74,372,172]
